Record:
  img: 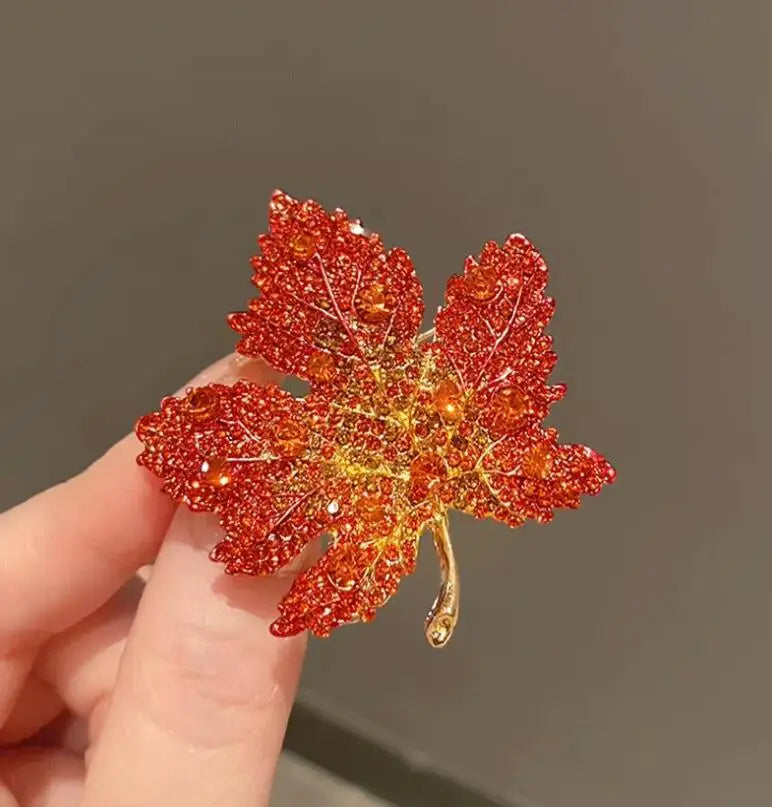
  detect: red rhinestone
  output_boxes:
[307,351,336,382]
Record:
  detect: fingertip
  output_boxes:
[175,354,281,395]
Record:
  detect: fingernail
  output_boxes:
[175,354,281,395]
[185,511,225,552]
[274,541,322,577]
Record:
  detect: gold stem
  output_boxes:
[424,513,460,648]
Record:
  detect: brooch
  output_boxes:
[136,191,615,646]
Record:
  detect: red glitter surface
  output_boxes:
[136,191,615,640]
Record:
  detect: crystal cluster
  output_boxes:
[136,191,615,643]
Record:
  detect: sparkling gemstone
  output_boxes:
[354,492,386,523]
[200,457,231,487]
[307,351,336,382]
[432,379,464,423]
[290,231,316,259]
[463,265,499,301]
[409,452,447,500]
[186,388,220,422]
[354,283,392,323]
[521,444,554,479]
[274,420,308,458]
[489,386,528,433]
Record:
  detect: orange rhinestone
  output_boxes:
[521,444,554,479]
[290,231,316,259]
[463,265,499,301]
[354,492,387,523]
[307,351,336,382]
[489,386,529,433]
[200,456,231,487]
[354,283,392,323]
[432,378,464,423]
[409,452,447,492]
[186,388,220,423]
[274,420,308,458]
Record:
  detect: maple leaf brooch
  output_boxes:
[136,191,615,647]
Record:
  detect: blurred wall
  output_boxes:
[1,3,770,806]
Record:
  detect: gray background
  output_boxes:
[1,2,771,806]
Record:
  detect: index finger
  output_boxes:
[81,508,309,807]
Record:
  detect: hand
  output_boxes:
[0,356,307,807]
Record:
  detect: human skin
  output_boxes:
[0,355,307,807]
